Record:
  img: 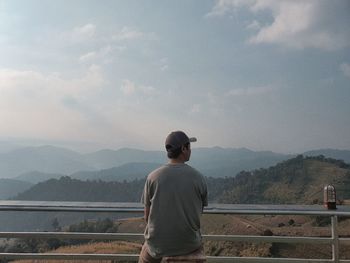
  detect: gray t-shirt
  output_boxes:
[141,163,208,258]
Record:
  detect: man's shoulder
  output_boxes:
[147,165,168,180]
[185,164,204,177]
[146,163,205,181]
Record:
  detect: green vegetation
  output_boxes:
[4,155,349,232]
[13,155,350,205]
[13,176,145,202]
[68,218,118,233]
[2,155,350,260]
[0,218,120,254]
[219,155,350,204]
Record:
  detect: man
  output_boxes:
[139,131,208,263]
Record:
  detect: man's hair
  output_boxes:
[167,142,190,159]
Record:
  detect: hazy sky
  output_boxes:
[0,0,349,153]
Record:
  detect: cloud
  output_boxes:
[79,52,97,62]
[227,86,275,96]
[206,0,253,17]
[340,63,350,79]
[73,23,96,39]
[0,69,44,91]
[79,46,114,64]
[190,104,201,114]
[59,23,97,44]
[0,65,105,111]
[208,0,350,50]
[74,26,156,64]
[246,20,261,30]
[139,85,155,95]
[159,58,169,71]
[113,27,146,41]
[0,65,109,140]
[120,79,136,95]
[120,79,155,96]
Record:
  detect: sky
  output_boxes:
[0,0,349,153]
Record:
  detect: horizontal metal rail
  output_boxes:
[0,253,349,263]
[0,201,349,263]
[0,231,335,244]
[0,201,350,216]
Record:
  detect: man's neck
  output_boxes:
[169,158,186,164]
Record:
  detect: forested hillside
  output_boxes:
[13,155,349,205]
[14,176,145,202]
[0,179,33,199]
[13,175,235,202]
[220,155,350,204]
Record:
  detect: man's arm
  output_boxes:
[144,205,150,223]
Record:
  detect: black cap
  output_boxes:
[165,131,197,152]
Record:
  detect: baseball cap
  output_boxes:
[165,131,197,152]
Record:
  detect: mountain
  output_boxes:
[190,147,291,177]
[8,155,350,232]
[0,145,94,178]
[14,155,350,205]
[83,147,291,178]
[0,141,22,154]
[5,144,349,183]
[304,149,350,163]
[14,171,64,184]
[220,155,350,204]
[0,178,33,199]
[83,148,166,169]
[71,162,162,182]
[13,176,145,202]
[0,145,292,180]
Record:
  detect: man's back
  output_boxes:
[142,163,208,258]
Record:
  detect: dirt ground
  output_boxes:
[10,214,350,262]
[116,214,350,259]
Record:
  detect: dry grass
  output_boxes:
[12,241,141,263]
[11,214,350,261]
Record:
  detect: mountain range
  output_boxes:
[0,145,292,180]
[13,155,350,204]
[1,154,349,231]
[0,145,349,201]
[0,179,33,199]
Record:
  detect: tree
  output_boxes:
[51,217,61,231]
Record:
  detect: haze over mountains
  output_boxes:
[13,155,350,204]
[0,179,33,199]
[2,155,348,231]
[0,145,349,181]
[0,144,349,201]
[0,145,292,180]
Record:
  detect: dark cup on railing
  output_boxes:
[323,185,336,210]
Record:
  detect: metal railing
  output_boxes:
[0,201,349,263]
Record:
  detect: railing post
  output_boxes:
[331,215,339,263]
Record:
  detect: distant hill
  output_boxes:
[84,148,166,169]
[12,175,233,203]
[191,147,291,177]
[220,155,350,204]
[0,145,94,178]
[81,147,291,178]
[0,179,33,199]
[71,162,162,182]
[304,149,350,163]
[13,176,145,202]
[0,145,293,180]
[14,171,64,184]
[2,144,349,183]
[8,155,350,232]
[13,155,350,205]
[0,141,22,154]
